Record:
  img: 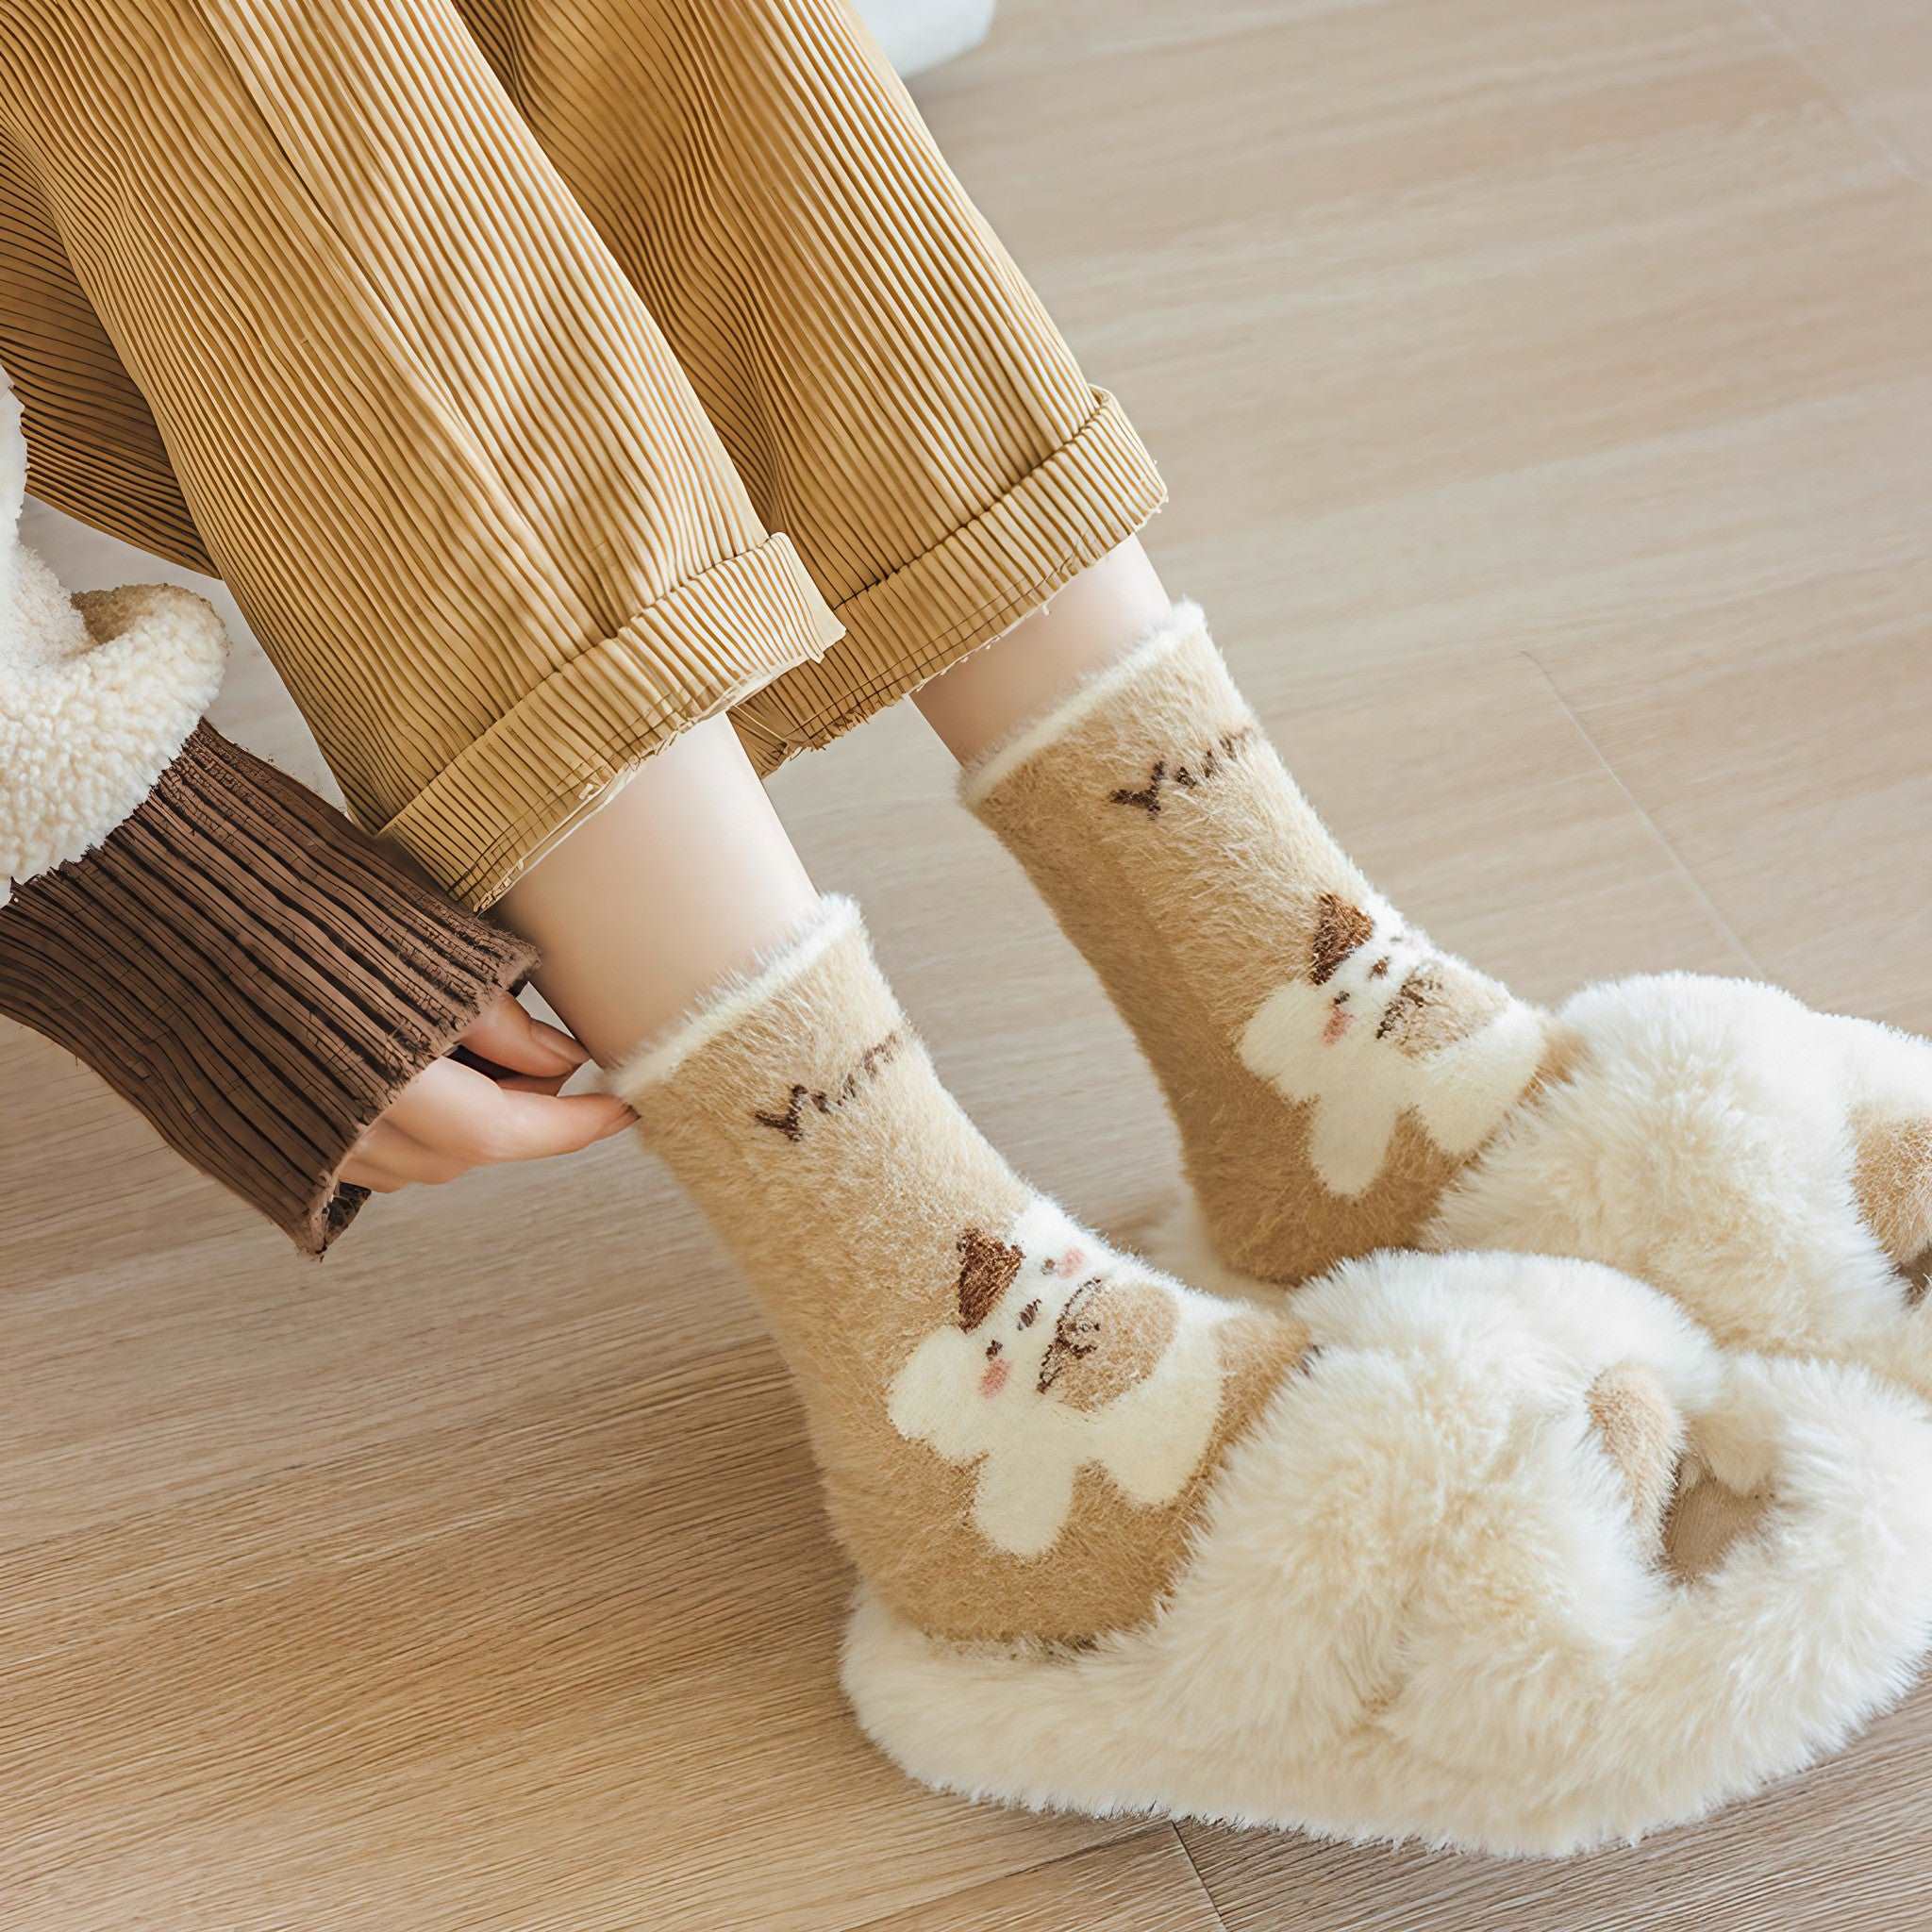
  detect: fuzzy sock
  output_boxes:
[964,603,1560,1286]
[609,896,1314,1643]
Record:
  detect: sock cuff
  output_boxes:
[604,893,864,1099]
[959,599,1212,809]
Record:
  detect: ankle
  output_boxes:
[913,538,1172,766]
[499,714,821,1067]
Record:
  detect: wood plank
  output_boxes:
[1536,555,1932,1030]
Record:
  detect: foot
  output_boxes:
[966,603,1557,1287]
[969,603,1932,1413]
[608,896,1932,1851]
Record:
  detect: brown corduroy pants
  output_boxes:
[0,0,1163,908]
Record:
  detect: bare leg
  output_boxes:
[503,541,1167,1062]
[498,714,819,1068]
[502,539,1168,1062]
[913,539,1172,766]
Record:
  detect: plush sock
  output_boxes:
[608,896,1313,1643]
[965,602,1556,1285]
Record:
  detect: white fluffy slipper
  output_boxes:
[1421,977,1932,1406]
[844,1247,1932,1856]
[614,890,1932,1854]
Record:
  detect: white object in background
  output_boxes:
[856,0,995,77]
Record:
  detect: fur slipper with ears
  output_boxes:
[1425,975,1932,1407]
[1157,963,1932,1424]
[843,1247,1932,1857]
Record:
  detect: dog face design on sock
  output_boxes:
[1237,890,1548,1197]
[887,1197,1229,1557]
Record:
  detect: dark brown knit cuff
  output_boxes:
[0,722,538,1254]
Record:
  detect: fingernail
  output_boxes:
[597,1107,639,1141]
[534,1020,591,1069]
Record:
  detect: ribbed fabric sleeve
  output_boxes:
[0,723,537,1255]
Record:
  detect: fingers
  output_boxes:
[368,1057,635,1181]
[338,1008,635,1199]
[458,991,592,1079]
[497,1072,573,1097]
[465,1083,636,1160]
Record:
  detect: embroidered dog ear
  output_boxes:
[1309,892,1376,985]
[956,1227,1025,1330]
[1853,1113,1932,1307]
[1040,1275,1180,1412]
[1375,958,1509,1058]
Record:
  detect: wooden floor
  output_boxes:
[6,0,1932,1924]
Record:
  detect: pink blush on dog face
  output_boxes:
[979,1357,1009,1399]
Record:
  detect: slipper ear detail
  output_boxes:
[0,361,226,905]
[1853,1112,1932,1307]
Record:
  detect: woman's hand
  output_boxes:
[341,993,633,1193]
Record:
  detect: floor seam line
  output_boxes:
[836,1824,1165,1932]
[1169,1824,1235,1931]
[1738,0,1929,190]
[1520,649,1767,979]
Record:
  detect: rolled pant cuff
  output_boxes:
[383,530,843,909]
[727,389,1167,775]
